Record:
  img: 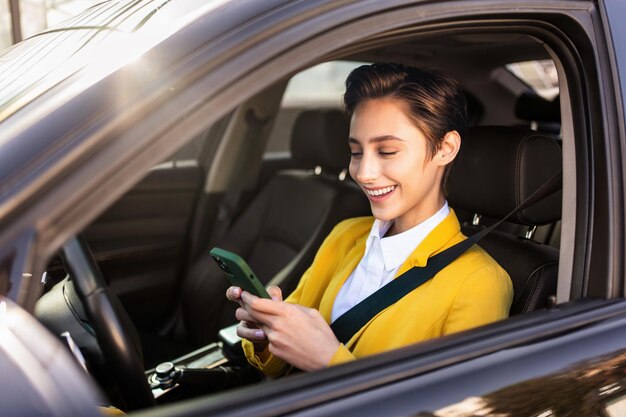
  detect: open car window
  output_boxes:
[265,60,367,154]
[45,36,566,410]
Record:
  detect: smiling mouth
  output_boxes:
[365,185,396,197]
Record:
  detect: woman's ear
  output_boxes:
[437,130,461,167]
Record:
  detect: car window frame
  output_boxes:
[8,0,608,308]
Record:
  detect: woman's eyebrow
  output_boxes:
[349,135,404,144]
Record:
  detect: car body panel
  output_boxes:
[133,299,626,416]
[599,0,626,300]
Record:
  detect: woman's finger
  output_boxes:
[241,291,285,315]
[267,286,283,301]
[235,306,258,323]
[241,302,275,325]
[236,322,266,340]
[225,286,242,301]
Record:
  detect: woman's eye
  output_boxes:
[379,151,398,156]
[350,151,363,158]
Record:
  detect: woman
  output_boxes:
[226,63,512,377]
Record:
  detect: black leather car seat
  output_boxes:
[141,109,370,367]
[448,126,562,315]
[515,91,561,138]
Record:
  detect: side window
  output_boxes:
[492,59,561,136]
[264,60,367,154]
[506,59,559,100]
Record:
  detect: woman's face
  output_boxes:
[348,98,451,234]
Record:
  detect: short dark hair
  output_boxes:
[343,63,467,191]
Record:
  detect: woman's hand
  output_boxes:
[225,285,282,351]
[239,291,341,371]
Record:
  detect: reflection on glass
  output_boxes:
[429,350,626,417]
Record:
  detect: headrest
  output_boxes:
[448,126,562,226]
[515,92,560,123]
[290,109,350,172]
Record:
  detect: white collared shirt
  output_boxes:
[331,202,450,322]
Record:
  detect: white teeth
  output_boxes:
[366,186,395,196]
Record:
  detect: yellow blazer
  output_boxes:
[243,210,513,376]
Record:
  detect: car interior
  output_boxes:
[34,29,570,411]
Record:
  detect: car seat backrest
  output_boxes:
[515,91,561,138]
[181,109,370,345]
[289,109,351,173]
[448,126,562,315]
[515,91,561,124]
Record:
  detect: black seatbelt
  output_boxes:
[330,171,562,345]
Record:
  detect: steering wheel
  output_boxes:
[61,236,155,410]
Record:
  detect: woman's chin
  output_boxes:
[370,208,396,223]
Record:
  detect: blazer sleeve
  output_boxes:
[242,219,361,376]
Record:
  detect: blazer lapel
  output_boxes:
[395,209,463,277]
[343,210,464,348]
[319,222,372,322]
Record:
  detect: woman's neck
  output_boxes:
[386,196,446,237]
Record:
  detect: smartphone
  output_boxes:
[210,247,271,299]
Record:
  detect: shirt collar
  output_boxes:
[397,207,463,276]
[366,202,450,272]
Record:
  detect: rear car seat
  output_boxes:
[515,91,561,137]
[141,109,370,368]
[515,91,562,248]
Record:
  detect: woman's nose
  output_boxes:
[355,153,379,183]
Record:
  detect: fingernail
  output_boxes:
[254,330,264,338]
[233,287,241,296]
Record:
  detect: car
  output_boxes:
[1,0,626,416]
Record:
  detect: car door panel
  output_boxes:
[165,300,624,417]
[84,162,202,327]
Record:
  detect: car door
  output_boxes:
[1,0,625,415]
